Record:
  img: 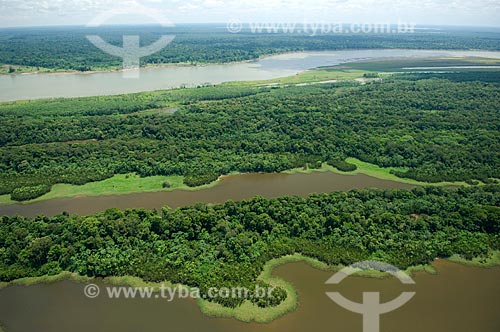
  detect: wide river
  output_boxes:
[1,49,500,101]
[1,260,499,332]
[0,172,414,217]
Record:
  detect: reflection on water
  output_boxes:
[0,172,414,217]
[0,260,499,332]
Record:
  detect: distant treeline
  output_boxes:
[394,71,500,83]
[1,186,499,308]
[0,25,499,71]
[0,78,499,200]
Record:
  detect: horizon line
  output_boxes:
[0,22,500,30]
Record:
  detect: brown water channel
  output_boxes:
[0,172,415,217]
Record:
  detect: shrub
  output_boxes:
[327,159,357,172]
[10,185,52,201]
[184,173,220,187]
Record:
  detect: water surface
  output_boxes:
[2,49,500,101]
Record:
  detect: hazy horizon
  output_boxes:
[0,0,499,28]
[1,23,500,30]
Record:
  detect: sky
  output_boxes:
[0,0,499,28]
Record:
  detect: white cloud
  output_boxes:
[0,0,499,27]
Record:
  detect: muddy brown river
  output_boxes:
[0,172,414,217]
[0,260,499,332]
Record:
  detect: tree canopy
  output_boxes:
[0,78,499,200]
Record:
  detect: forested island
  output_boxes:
[1,74,499,201]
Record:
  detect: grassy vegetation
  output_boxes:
[0,64,58,75]
[447,250,500,268]
[0,173,221,205]
[335,57,500,73]
[1,59,261,76]
[224,68,373,89]
[283,159,470,187]
[406,264,438,276]
[102,276,179,290]
[0,271,92,291]
[262,69,370,85]
[0,195,13,205]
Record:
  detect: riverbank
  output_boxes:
[1,61,220,76]
[0,61,206,76]
[0,174,221,205]
[448,251,500,268]
[283,158,471,187]
[3,49,500,76]
[0,159,473,206]
[1,251,498,326]
[0,50,298,76]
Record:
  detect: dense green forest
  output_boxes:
[1,77,499,200]
[1,186,499,308]
[1,25,499,72]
